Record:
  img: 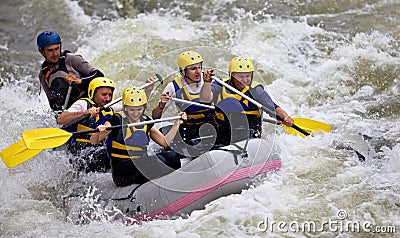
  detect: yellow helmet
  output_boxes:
[88,77,115,100]
[177,51,203,70]
[122,86,147,107]
[229,56,254,77]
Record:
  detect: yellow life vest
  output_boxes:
[172,76,214,126]
[74,98,114,143]
[107,112,152,160]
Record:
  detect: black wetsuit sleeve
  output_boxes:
[145,115,154,130]
[80,70,104,89]
[106,114,121,139]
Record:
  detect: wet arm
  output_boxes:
[56,101,98,125]
[200,71,214,103]
[56,110,87,125]
[150,127,169,149]
[150,113,185,148]
[67,53,104,88]
[152,83,174,119]
[152,102,164,119]
[275,107,294,126]
[90,121,112,144]
[143,77,157,99]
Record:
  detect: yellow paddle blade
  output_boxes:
[0,140,43,168]
[22,128,73,149]
[281,117,331,138]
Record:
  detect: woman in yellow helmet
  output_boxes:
[200,56,294,146]
[90,86,186,187]
[152,50,216,149]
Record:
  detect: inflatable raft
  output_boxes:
[69,137,281,223]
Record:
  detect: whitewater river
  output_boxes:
[0,0,399,237]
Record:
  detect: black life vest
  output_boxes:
[40,50,85,111]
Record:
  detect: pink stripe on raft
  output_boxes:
[135,159,281,221]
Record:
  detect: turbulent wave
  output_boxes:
[0,0,399,237]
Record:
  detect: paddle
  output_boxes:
[170,97,362,161]
[263,117,331,137]
[280,117,331,137]
[62,74,164,129]
[212,76,310,136]
[23,116,182,150]
[0,140,42,168]
[171,97,331,137]
[0,75,165,168]
[166,87,362,162]
[1,116,181,168]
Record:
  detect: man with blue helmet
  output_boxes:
[37,31,104,112]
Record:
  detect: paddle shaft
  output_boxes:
[72,115,182,137]
[62,85,73,111]
[171,97,215,109]
[62,75,163,129]
[263,117,278,124]
[155,74,215,110]
[103,75,164,108]
[171,97,287,127]
[156,74,215,110]
[211,76,309,136]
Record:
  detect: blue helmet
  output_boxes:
[37,31,61,50]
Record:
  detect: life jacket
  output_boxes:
[39,50,85,111]
[68,98,114,143]
[172,76,214,126]
[106,112,153,160]
[215,78,263,134]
